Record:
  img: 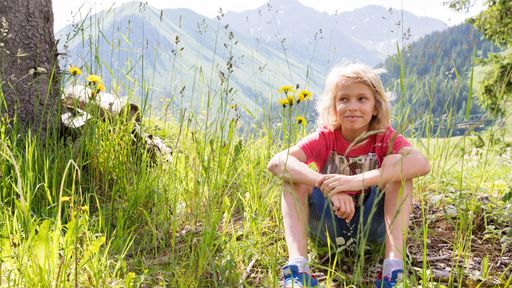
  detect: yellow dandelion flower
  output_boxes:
[287,95,295,106]
[297,89,312,102]
[278,98,289,107]
[96,83,106,93]
[68,65,82,76]
[86,74,102,85]
[296,116,307,126]
[278,85,295,95]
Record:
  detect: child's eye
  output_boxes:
[358,97,367,101]
[338,97,348,102]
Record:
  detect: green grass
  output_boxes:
[1,89,511,288]
[1,6,512,288]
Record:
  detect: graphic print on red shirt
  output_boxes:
[298,125,411,176]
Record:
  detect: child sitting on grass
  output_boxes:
[267,63,430,287]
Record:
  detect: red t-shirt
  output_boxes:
[297,125,411,174]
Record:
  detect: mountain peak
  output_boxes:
[267,0,303,8]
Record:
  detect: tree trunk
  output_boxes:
[0,0,60,137]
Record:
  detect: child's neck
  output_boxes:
[340,129,369,143]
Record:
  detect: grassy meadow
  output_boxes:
[0,6,511,288]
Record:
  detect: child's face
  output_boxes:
[333,80,377,141]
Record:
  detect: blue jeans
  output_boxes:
[308,187,386,248]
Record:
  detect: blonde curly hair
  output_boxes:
[316,63,391,131]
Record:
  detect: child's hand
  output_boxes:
[316,174,360,197]
[330,193,355,222]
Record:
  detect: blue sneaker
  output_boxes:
[281,264,319,287]
[375,269,403,288]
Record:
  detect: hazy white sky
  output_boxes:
[53,0,484,31]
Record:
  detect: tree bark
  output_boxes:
[0,0,60,136]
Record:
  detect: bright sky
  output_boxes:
[53,0,485,32]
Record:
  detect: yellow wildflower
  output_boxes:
[297,89,312,103]
[96,83,106,93]
[86,74,102,85]
[278,98,289,107]
[278,85,295,95]
[296,116,307,126]
[287,95,295,106]
[68,65,82,76]
[125,272,136,286]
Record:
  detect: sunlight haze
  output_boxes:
[52,0,484,31]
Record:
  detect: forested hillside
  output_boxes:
[381,24,499,120]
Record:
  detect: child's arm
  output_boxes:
[318,147,430,197]
[267,146,322,187]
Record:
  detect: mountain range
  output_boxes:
[56,0,448,119]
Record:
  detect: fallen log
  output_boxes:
[61,85,172,162]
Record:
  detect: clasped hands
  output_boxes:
[315,174,364,222]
